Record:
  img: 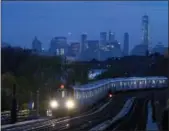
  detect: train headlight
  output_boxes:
[65,100,75,109]
[50,100,58,109]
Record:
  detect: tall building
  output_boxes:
[80,33,88,53]
[49,37,68,56]
[111,40,120,49]
[152,42,167,55]
[70,42,80,56]
[100,32,107,47]
[32,36,42,53]
[108,31,115,43]
[87,40,99,51]
[142,15,149,50]
[81,40,99,60]
[123,32,129,56]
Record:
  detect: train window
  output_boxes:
[95,89,98,94]
[88,92,90,97]
[133,81,136,85]
[105,84,107,89]
[144,80,147,84]
[87,92,90,97]
[76,92,80,99]
[139,81,142,84]
[82,92,86,98]
[90,91,92,97]
[88,91,90,97]
[97,88,99,93]
[152,80,155,84]
[85,92,88,98]
[159,80,162,84]
[86,92,88,98]
[61,90,65,98]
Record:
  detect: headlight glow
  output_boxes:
[50,100,58,109]
[66,99,75,109]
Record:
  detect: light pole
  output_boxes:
[11,84,17,124]
[36,89,40,117]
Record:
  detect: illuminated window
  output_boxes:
[60,48,64,55]
[145,80,147,84]
[152,80,155,84]
[76,92,81,99]
[56,49,59,55]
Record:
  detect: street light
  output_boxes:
[36,89,40,116]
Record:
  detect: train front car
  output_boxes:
[47,85,76,117]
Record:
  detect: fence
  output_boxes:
[1,110,36,124]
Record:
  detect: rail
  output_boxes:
[89,97,136,131]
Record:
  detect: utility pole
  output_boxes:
[30,91,33,110]
[36,89,40,117]
[10,84,17,124]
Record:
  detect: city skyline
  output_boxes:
[2,1,168,51]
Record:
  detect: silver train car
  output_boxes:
[47,76,168,116]
[73,76,168,109]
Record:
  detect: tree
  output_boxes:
[2,73,17,110]
[1,47,62,111]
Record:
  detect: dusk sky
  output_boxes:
[2,1,168,51]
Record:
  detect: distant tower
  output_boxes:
[80,33,87,53]
[100,32,107,47]
[123,32,129,56]
[142,15,149,51]
[32,36,42,53]
[108,31,115,43]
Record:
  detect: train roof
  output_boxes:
[73,76,168,91]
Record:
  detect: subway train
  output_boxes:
[47,76,168,117]
[46,84,112,117]
[47,84,77,117]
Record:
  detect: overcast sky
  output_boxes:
[1,1,168,50]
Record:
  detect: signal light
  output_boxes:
[109,94,112,98]
[60,84,64,89]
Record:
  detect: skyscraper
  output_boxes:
[123,32,129,56]
[80,33,87,53]
[70,42,80,56]
[108,31,115,43]
[32,36,42,53]
[49,37,68,56]
[142,15,149,50]
[100,32,107,47]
